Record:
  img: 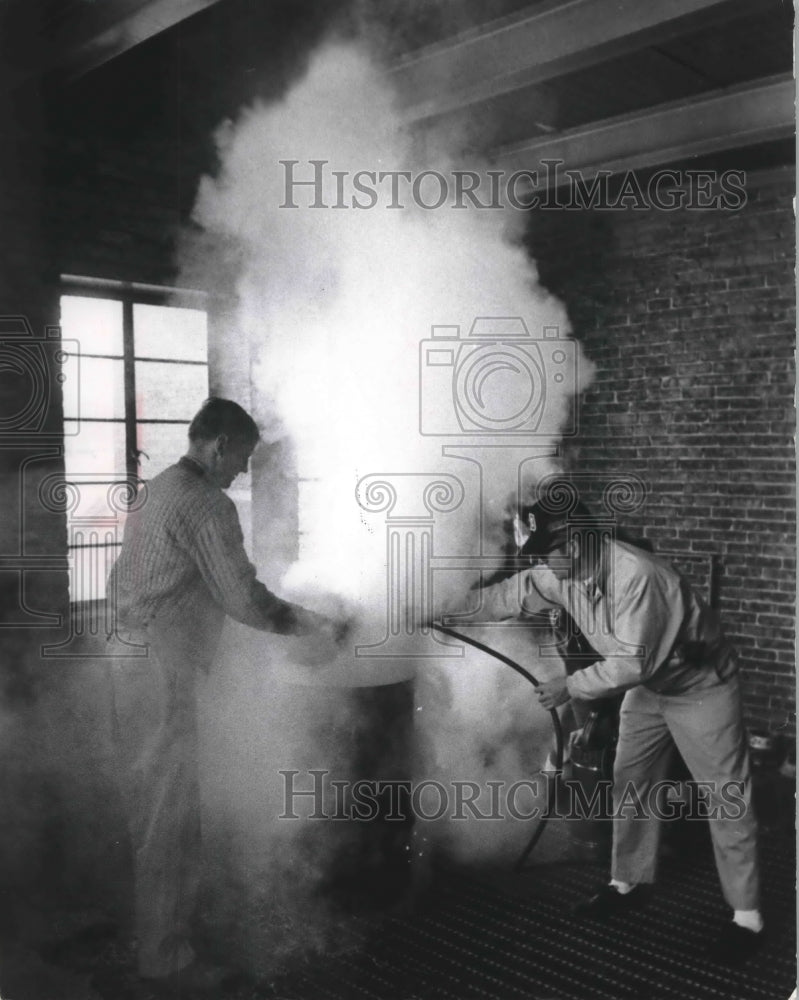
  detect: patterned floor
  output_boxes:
[4,813,795,1000]
[249,825,796,1000]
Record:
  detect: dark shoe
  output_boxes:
[573,883,648,918]
[707,922,764,965]
[144,959,239,996]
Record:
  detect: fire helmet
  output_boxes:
[517,498,596,557]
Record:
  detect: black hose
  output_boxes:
[431,622,564,871]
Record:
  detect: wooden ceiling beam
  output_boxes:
[1,0,226,91]
[392,0,776,123]
[492,73,795,180]
[63,0,226,80]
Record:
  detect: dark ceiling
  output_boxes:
[3,0,793,217]
[470,7,794,147]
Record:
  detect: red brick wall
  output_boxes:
[528,167,795,735]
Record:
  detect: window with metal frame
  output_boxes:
[60,276,209,603]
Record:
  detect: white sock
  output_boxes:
[733,909,764,933]
[609,879,635,895]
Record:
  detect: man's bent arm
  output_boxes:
[456,567,561,622]
[192,499,321,634]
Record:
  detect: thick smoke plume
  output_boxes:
[192,41,588,627]
[187,40,593,969]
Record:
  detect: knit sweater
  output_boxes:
[108,456,305,664]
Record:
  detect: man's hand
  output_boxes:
[332,615,355,646]
[289,611,340,666]
[289,609,356,667]
[536,677,570,710]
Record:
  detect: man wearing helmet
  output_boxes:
[476,492,762,965]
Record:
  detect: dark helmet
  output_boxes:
[518,497,596,558]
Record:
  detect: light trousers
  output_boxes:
[611,674,760,911]
[111,631,202,977]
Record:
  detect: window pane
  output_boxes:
[60,296,123,356]
[68,356,125,419]
[134,303,208,362]
[135,360,208,421]
[64,420,127,477]
[69,543,120,602]
[136,422,190,479]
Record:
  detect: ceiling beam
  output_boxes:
[0,0,226,92]
[61,0,226,80]
[392,0,776,123]
[491,74,795,181]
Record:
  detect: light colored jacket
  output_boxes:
[476,540,735,698]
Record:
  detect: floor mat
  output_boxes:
[32,824,796,1000]
[238,825,796,1000]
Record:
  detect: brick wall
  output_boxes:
[527,166,795,734]
[48,133,190,286]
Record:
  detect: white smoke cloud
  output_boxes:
[193,40,589,626]
[188,39,593,967]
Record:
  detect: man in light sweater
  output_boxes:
[108,397,345,993]
[477,496,762,966]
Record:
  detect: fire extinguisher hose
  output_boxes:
[431,622,564,871]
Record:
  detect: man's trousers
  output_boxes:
[111,631,202,978]
[611,673,760,911]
